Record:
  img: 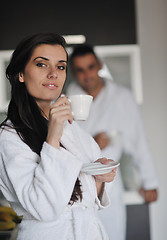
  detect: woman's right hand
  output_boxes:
[46,95,73,149]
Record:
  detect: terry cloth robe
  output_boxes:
[67,79,158,240]
[0,120,110,240]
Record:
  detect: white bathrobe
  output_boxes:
[0,120,110,240]
[67,79,159,240]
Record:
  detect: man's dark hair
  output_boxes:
[70,44,99,65]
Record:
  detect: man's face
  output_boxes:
[71,53,102,93]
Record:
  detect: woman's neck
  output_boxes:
[36,101,50,120]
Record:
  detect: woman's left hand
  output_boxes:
[94,158,117,183]
[94,158,117,197]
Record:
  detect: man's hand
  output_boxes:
[94,132,110,150]
[139,188,158,203]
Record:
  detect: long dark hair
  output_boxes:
[1,33,82,204]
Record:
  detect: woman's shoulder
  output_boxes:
[0,120,19,141]
[0,121,32,156]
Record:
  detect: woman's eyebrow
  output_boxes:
[33,56,49,61]
[33,57,67,63]
[59,60,67,63]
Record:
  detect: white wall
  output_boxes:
[136,0,167,239]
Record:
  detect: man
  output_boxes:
[66,44,158,240]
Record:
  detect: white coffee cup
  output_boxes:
[108,130,122,145]
[68,94,93,121]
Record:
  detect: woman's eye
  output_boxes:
[36,63,46,67]
[58,65,66,70]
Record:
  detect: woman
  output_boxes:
[0,33,116,240]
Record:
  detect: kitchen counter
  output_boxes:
[124,190,145,205]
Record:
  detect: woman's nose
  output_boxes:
[47,68,58,79]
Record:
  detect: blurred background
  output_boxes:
[0,0,167,239]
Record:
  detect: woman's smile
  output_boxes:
[42,82,58,90]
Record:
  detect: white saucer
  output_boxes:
[81,161,120,175]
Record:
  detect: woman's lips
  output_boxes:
[43,83,58,90]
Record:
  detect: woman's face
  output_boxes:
[19,44,67,108]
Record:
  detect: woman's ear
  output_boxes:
[19,72,24,83]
